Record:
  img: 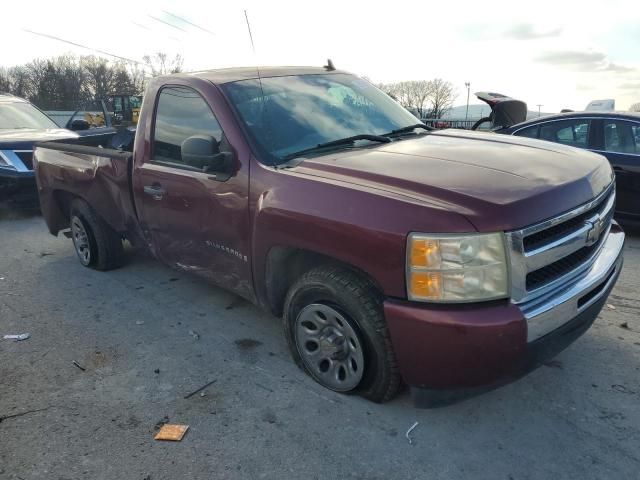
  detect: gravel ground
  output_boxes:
[1,214,639,480]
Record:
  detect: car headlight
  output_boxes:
[406,232,509,302]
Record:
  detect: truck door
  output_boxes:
[135,85,252,300]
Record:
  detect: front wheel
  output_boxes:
[283,266,401,402]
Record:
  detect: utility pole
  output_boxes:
[464,82,471,123]
[537,104,543,117]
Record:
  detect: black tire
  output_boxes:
[69,198,124,271]
[283,265,401,403]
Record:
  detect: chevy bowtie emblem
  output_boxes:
[586,215,606,246]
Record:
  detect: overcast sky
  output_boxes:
[2,0,639,112]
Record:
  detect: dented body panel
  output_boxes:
[34,143,138,237]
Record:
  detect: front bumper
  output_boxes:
[0,171,38,206]
[384,224,625,406]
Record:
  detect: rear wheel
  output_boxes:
[283,265,401,402]
[70,215,92,266]
[69,199,124,271]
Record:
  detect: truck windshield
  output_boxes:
[222,73,419,163]
[0,102,59,130]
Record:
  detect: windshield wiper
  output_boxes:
[283,134,391,160]
[386,123,433,136]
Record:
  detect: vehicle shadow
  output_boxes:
[0,203,41,221]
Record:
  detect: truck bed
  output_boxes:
[34,141,138,237]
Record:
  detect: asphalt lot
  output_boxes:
[1,213,639,480]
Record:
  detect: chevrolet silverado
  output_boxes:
[34,67,625,406]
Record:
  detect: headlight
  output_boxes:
[406,232,509,302]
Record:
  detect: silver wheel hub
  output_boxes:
[71,216,91,265]
[295,303,365,392]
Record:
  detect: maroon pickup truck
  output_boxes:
[34,67,625,406]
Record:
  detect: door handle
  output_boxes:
[143,185,166,200]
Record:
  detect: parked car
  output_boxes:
[0,93,78,206]
[501,112,640,225]
[34,67,624,406]
[1,95,122,207]
[470,93,639,225]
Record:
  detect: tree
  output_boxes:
[83,56,114,100]
[375,79,457,119]
[111,63,137,95]
[142,52,183,77]
[426,78,456,119]
[57,55,89,109]
[0,53,162,109]
[0,68,11,93]
[8,66,34,99]
[377,81,434,118]
[401,81,435,118]
[26,59,61,109]
[126,63,147,95]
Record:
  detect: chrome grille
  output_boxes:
[506,183,615,304]
[522,197,611,252]
[526,242,601,291]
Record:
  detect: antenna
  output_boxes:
[324,59,336,71]
[244,9,275,167]
[243,10,264,94]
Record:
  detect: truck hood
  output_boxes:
[0,128,78,148]
[290,130,614,231]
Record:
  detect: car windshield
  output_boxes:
[0,101,59,129]
[222,73,419,163]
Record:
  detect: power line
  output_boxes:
[161,10,215,36]
[131,21,151,31]
[148,15,187,32]
[163,10,216,37]
[22,28,146,66]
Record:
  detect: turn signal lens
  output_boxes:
[410,238,439,268]
[409,272,442,299]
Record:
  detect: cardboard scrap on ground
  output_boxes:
[154,424,189,441]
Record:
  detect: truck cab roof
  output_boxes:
[172,66,349,85]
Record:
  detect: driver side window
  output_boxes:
[604,120,639,154]
[152,86,223,165]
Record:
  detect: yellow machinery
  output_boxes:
[109,95,143,126]
[83,111,106,127]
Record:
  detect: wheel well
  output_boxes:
[51,190,78,231]
[264,246,383,317]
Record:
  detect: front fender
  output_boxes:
[249,167,476,306]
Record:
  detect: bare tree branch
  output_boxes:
[376,79,457,119]
[0,52,180,109]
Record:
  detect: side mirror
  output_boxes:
[70,119,90,131]
[182,135,219,169]
[182,135,234,179]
